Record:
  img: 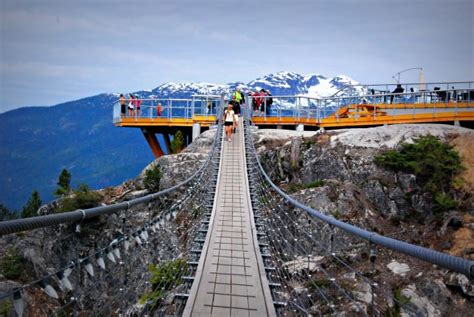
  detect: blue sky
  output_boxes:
[0,0,473,112]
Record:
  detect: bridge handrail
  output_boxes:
[115,88,473,105]
[320,88,473,102]
[353,80,473,88]
[0,122,223,236]
[245,120,474,279]
[244,88,474,101]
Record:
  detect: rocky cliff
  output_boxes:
[254,123,474,315]
[0,129,216,316]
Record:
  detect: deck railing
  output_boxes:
[113,81,474,125]
[112,96,222,123]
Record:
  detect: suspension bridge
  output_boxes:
[0,82,473,316]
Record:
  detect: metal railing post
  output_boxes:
[317,99,320,124]
[168,99,171,120]
[307,98,310,122]
[296,97,300,121]
[220,93,225,121]
[249,96,252,121]
[150,100,153,120]
[278,98,281,120]
[263,96,267,121]
[469,82,472,104]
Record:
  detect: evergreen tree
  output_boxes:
[21,190,42,218]
[0,203,16,221]
[143,165,161,192]
[55,169,72,197]
[171,130,185,153]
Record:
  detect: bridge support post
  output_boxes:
[141,128,164,158]
[454,120,460,127]
[296,124,304,132]
[163,132,172,154]
[192,123,201,140]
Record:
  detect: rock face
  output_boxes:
[254,123,474,315]
[257,124,474,224]
[0,129,217,316]
[137,129,216,190]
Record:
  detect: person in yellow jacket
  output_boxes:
[231,87,244,115]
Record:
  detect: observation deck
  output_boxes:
[113,81,474,158]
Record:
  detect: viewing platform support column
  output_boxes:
[163,132,172,154]
[141,128,164,158]
[192,123,201,141]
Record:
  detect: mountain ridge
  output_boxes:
[0,71,359,210]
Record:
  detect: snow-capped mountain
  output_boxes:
[247,71,328,96]
[132,71,361,100]
[0,71,361,211]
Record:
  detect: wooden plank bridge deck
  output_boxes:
[183,119,275,317]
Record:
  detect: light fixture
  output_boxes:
[124,237,131,251]
[96,254,106,270]
[57,271,74,291]
[13,289,25,317]
[82,258,94,277]
[134,233,143,245]
[391,67,423,84]
[142,228,149,240]
[139,229,148,241]
[40,279,59,299]
[112,244,121,259]
[106,248,116,263]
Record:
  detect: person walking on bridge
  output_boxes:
[224,103,236,142]
[232,87,244,116]
[230,95,239,116]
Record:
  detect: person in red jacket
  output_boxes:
[251,89,261,115]
[157,102,162,117]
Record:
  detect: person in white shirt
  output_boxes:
[223,104,237,141]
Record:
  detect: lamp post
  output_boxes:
[391,67,424,84]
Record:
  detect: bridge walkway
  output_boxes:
[183,118,275,316]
